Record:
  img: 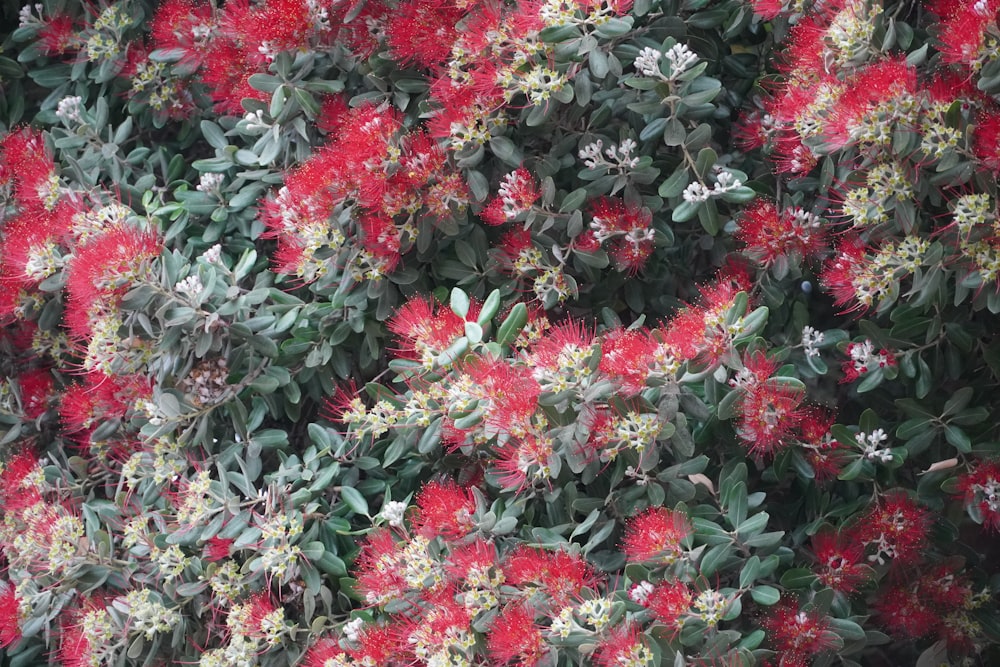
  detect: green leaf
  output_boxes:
[450,287,470,318]
[477,289,501,326]
[496,303,528,347]
[750,585,781,606]
[340,487,370,516]
[779,568,818,589]
[739,555,761,588]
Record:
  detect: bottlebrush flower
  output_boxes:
[15,367,54,419]
[735,380,806,458]
[302,637,349,667]
[872,582,939,639]
[493,432,557,491]
[358,213,402,277]
[824,58,918,151]
[62,371,151,427]
[426,83,506,151]
[58,598,112,667]
[413,479,477,540]
[621,507,691,566]
[0,582,20,647]
[593,622,654,667]
[760,602,838,667]
[397,589,475,664]
[38,14,80,55]
[0,449,44,518]
[445,537,502,587]
[203,536,235,562]
[354,529,410,606]
[841,339,895,383]
[957,459,1000,532]
[0,127,60,211]
[502,546,600,609]
[231,0,334,60]
[798,407,846,482]
[819,235,889,313]
[304,625,398,666]
[936,0,1000,68]
[644,580,693,630]
[456,357,541,434]
[736,199,825,268]
[239,593,286,645]
[387,295,468,366]
[482,168,541,225]
[810,529,869,593]
[385,0,464,68]
[527,318,595,388]
[856,491,931,566]
[588,197,656,274]
[199,37,269,115]
[64,224,161,335]
[973,110,1000,173]
[150,0,215,70]
[598,328,655,394]
[488,604,549,666]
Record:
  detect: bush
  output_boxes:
[0,0,998,665]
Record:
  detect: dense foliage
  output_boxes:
[1,0,999,665]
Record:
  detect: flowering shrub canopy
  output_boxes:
[1,0,1000,665]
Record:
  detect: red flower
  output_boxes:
[15,368,53,419]
[589,197,656,274]
[354,529,408,605]
[302,637,348,667]
[458,356,541,433]
[445,537,500,584]
[59,372,151,435]
[810,529,868,594]
[0,127,60,211]
[198,37,268,115]
[150,0,215,69]
[38,14,80,55]
[413,479,477,540]
[736,199,825,268]
[824,58,918,150]
[819,235,873,313]
[593,622,653,667]
[973,110,1000,173]
[243,593,282,639]
[856,491,931,566]
[599,328,655,394]
[0,449,43,517]
[644,581,693,629]
[936,0,1000,67]
[488,604,548,666]
[493,433,556,491]
[760,601,838,667]
[0,582,20,648]
[482,168,541,225]
[621,507,691,565]
[387,295,467,364]
[797,407,842,482]
[359,213,402,275]
[396,589,474,663]
[304,625,399,666]
[873,582,939,639]
[57,597,107,667]
[957,459,1000,532]
[203,536,235,562]
[316,95,351,135]
[64,224,161,338]
[502,546,600,609]
[735,381,806,458]
[385,0,464,68]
